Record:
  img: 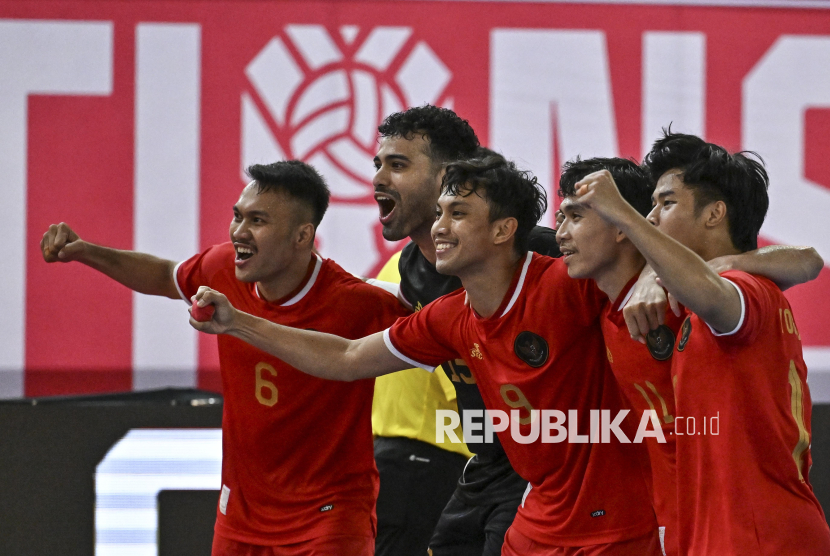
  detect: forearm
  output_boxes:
[226,310,405,381]
[715,245,824,290]
[78,242,180,299]
[618,211,739,330]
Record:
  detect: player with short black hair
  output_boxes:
[572,132,830,555]
[190,156,662,556]
[246,160,330,228]
[41,160,408,556]
[372,106,558,556]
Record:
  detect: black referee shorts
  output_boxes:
[428,452,527,556]
[374,436,467,556]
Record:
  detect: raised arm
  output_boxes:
[575,171,741,333]
[709,245,824,291]
[190,287,411,381]
[41,222,180,299]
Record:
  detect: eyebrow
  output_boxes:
[233,206,270,218]
[653,189,675,202]
[374,153,411,164]
[559,199,587,212]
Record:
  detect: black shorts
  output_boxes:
[428,451,528,556]
[374,436,467,556]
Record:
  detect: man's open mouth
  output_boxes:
[374,193,398,224]
[235,245,254,261]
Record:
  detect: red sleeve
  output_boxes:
[174,243,235,301]
[383,293,464,371]
[707,270,778,344]
[334,278,411,338]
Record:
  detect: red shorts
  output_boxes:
[501,527,661,556]
[212,533,374,556]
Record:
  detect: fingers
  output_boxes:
[623,304,650,344]
[41,223,79,262]
[668,293,681,317]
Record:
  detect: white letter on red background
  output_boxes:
[0,20,112,397]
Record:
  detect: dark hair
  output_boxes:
[441,155,547,255]
[245,161,330,228]
[558,157,652,217]
[643,129,769,252]
[378,104,480,164]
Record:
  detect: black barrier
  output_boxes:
[0,392,827,555]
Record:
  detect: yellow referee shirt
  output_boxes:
[371,252,472,458]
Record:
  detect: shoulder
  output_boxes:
[319,258,404,306]
[528,226,562,258]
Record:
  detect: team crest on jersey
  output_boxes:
[677,317,692,352]
[514,331,548,368]
[646,325,675,361]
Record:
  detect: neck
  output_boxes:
[462,250,524,318]
[595,251,646,303]
[256,250,314,302]
[697,232,741,262]
[411,224,437,265]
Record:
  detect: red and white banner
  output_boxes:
[2,0,829,399]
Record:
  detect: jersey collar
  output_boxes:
[255,253,323,306]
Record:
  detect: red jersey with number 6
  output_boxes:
[176,242,408,545]
[672,270,830,555]
[601,274,683,556]
[385,252,657,547]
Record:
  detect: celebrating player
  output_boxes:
[373,105,558,556]
[555,155,825,556]
[570,132,830,555]
[41,161,407,556]
[190,156,662,555]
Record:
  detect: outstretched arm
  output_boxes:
[709,245,824,291]
[190,287,410,381]
[574,171,741,333]
[41,222,180,299]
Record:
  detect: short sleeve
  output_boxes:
[384,295,463,372]
[175,243,234,301]
[706,270,777,344]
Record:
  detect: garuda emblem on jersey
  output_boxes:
[646,324,675,361]
[677,316,692,352]
[514,331,549,367]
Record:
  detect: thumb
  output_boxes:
[58,240,84,259]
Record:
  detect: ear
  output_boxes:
[492,217,518,247]
[295,222,316,248]
[615,228,628,244]
[702,200,728,229]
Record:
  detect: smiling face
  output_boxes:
[229,182,309,286]
[373,134,443,243]
[431,187,502,277]
[647,169,707,256]
[555,197,623,281]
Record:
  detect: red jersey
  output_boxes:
[385,253,657,547]
[601,274,683,556]
[176,243,408,545]
[672,270,830,555]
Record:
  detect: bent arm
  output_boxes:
[709,245,824,291]
[190,287,410,381]
[615,211,741,333]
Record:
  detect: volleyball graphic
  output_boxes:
[242,25,453,275]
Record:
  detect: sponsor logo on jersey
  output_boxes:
[514,331,548,367]
[320,504,334,512]
[470,343,483,360]
[591,509,606,517]
[647,325,675,361]
[677,316,692,352]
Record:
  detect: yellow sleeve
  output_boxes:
[371,252,472,457]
